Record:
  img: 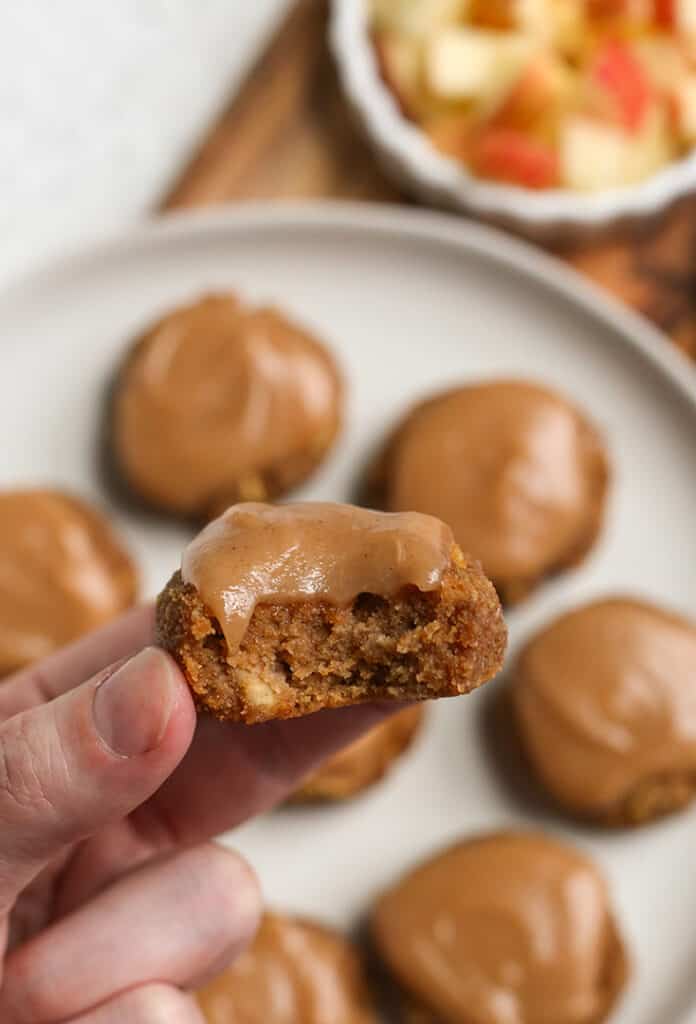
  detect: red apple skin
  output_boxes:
[470,128,561,188]
[592,40,653,132]
[587,0,633,15]
[654,0,675,26]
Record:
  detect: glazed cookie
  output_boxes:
[156,502,506,724]
[372,831,628,1024]
[197,913,378,1024]
[111,293,343,518]
[0,489,137,675]
[512,597,696,826]
[371,380,609,604]
[293,705,425,801]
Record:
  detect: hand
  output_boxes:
[0,606,392,1022]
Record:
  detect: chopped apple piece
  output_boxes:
[672,74,696,140]
[425,27,535,103]
[374,31,424,118]
[470,0,583,45]
[630,35,686,91]
[561,109,672,189]
[590,40,653,131]
[492,53,575,128]
[678,0,696,32]
[371,0,470,35]
[468,0,517,28]
[654,0,696,33]
[426,113,477,159]
[654,0,673,22]
[588,0,652,18]
[470,128,560,186]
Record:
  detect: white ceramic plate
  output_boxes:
[1,203,695,1023]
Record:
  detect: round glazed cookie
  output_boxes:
[372,831,628,1024]
[371,380,609,604]
[111,293,343,518]
[0,489,137,676]
[156,502,506,724]
[512,597,696,826]
[196,912,379,1024]
[293,705,425,801]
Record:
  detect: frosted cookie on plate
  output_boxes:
[370,380,609,604]
[197,912,378,1024]
[111,293,343,519]
[512,597,696,826]
[156,501,506,723]
[372,831,628,1024]
[0,489,137,676]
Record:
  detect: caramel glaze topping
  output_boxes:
[182,502,454,652]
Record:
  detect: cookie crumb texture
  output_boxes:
[156,551,505,724]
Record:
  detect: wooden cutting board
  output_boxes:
[163,0,696,360]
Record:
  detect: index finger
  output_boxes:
[131,702,400,848]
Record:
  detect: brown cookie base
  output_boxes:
[610,774,696,826]
[292,705,425,801]
[156,548,506,724]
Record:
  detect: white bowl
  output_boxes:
[330,0,696,238]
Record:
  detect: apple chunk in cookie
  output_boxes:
[156,502,506,723]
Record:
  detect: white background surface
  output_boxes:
[2,204,696,1023]
[0,2,288,284]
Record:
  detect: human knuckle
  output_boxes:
[1,949,56,1022]
[182,846,260,952]
[0,714,54,822]
[117,984,201,1022]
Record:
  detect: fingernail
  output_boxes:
[93,647,177,757]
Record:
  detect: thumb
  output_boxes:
[0,647,195,914]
